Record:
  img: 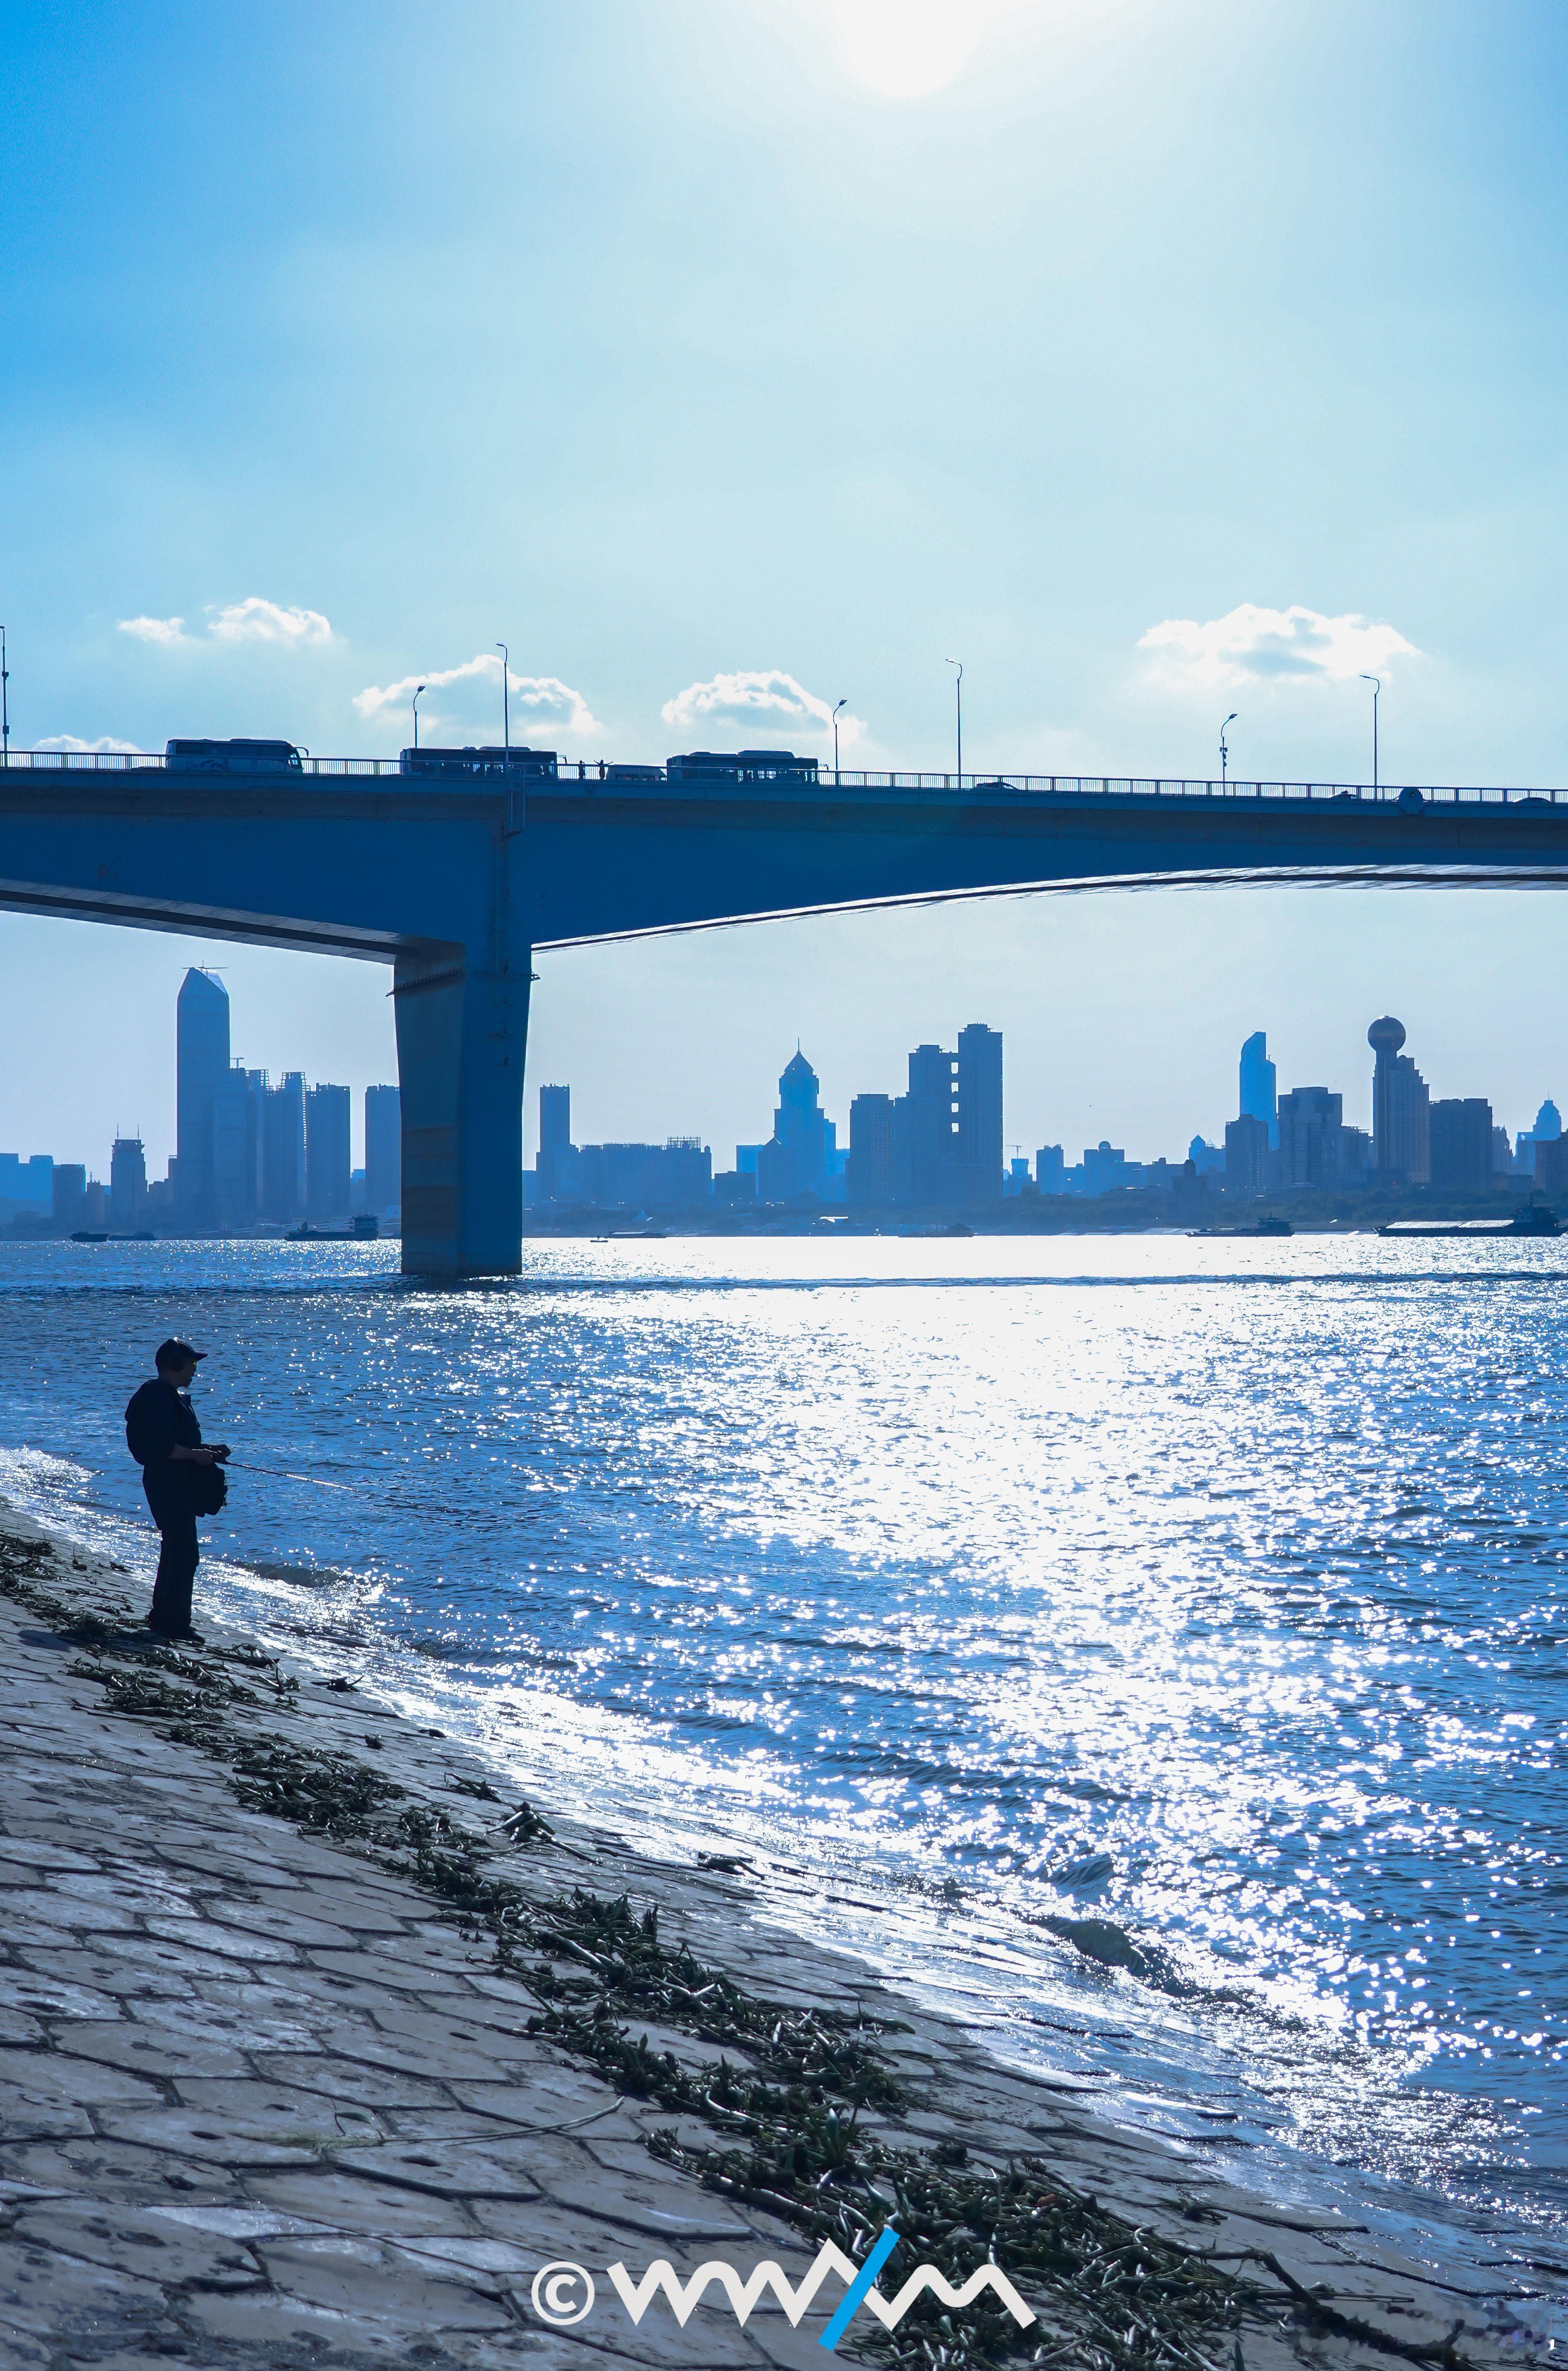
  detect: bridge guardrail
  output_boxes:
[1,750,1563,806]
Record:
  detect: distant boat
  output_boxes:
[70,1231,108,1244]
[1195,1214,1293,1238]
[1378,1204,1562,1240]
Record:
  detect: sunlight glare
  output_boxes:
[827,0,1001,101]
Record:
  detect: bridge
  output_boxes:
[3,745,1565,1276]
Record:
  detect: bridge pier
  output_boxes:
[393,942,531,1277]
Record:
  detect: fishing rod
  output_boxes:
[221,1459,358,1494]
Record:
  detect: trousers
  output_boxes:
[145,1483,199,1635]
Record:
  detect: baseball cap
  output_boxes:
[154,1338,206,1371]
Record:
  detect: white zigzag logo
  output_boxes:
[607,2238,1037,2332]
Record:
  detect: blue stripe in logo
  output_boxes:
[820,2225,900,2351]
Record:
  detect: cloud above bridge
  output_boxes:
[353,653,601,741]
[117,598,333,648]
[661,669,863,749]
[36,734,142,754]
[1137,603,1420,690]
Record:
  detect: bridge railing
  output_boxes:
[1,750,1564,805]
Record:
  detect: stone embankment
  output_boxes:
[0,1509,1546,2368]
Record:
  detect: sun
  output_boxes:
[826,0,1000,102]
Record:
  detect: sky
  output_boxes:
[2,0,1567,1172]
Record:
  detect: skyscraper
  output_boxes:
[537,1084,571,1202]
[1239,1031,1278,1148]
[847,1093,897,1207]
[1224,1113,1269,1194]
[896,1043,959,1205]
[176,969,230,1228]
[1431,1098,1493,1191]
[955,1022,1004,1203]
[262,1072,308,1223]
[109,1136,147,1231]
[365,1085,401,1213]
[306,1085,352,1222]
[1276,1087,1343,1188]
[757,1051,831,1202]
[212,1064,265,1232]
[1369,1017,1431,1182]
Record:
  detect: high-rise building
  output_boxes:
[537,1084,571,1201]
[847,1093,897,1207]
[1224,1113,1270,1195]
[1368,1017,1430,1182]
[1082,1141,1132,1196]
[0,1154,53,1213]
[955,1023,1004,1203]
[213,1065,265,1233]
[1035,1144,1066,1194]
[1534,1135,1568,1195]
[176,969,230,1229]
[306,1085,352,1222]
[365,1085,401,1213]
[109,1136,147,1231]
[1276,1087,1343,1189]
[895,1043,959,1205]
[1430,1098,1493,1192]
[51,1165,87,1232]
[1239,1031,1278,1148]
[757,1051,831,1202]
[262,1073,307,1223]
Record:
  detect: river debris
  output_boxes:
[1,1528,1484,2371]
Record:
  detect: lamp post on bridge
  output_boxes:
[1359,673,1380,789]
[946,659,963,784]
[1,625,8,767]
[412,684,425,751]
[1220,712,1237,787]
[832,697,847,785]
[496,643,510,755]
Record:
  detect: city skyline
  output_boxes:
[7,891,1568,1194]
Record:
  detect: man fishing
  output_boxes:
[125,1338,229,1644]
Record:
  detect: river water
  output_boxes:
[0,1234,1562,2291]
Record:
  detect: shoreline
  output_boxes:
[0,1503,1551,2367]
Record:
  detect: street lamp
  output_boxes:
[831,696,847,785]
[946,659,963,783]
[412,683,426,751]
[1,625,8,767]
[1359,673,1380,790]
[496,643,510,754]
[1220,712,1237,786]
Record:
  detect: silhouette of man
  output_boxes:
[125,1339,229,1643]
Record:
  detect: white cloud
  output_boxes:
[118,615,187,644]
[352,653,600,741]
[1137,603,1420,692]
[36,734,143,754]
[660,669,863,750]
[206,597,332,646]
[116,597,333,650]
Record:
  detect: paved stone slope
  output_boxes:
[0,1513,1548,2369]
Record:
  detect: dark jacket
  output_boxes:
[126,1378,202,1509]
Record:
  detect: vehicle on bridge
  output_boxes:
[399,745,558,779]
[165,738,304,773]
[666,749,819,785]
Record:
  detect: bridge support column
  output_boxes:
[393,941,530,1277]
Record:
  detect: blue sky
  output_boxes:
[3,0,1567,1171]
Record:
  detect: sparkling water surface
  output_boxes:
[0,1234,1563,2282]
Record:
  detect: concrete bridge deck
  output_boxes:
[3,750,1564,1273]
